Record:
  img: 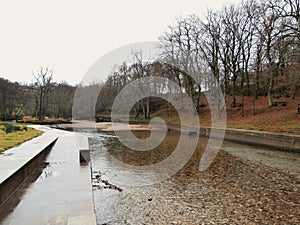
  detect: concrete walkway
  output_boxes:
[0,126,58,186]
[0,126,96,225]
[0,126,58,206]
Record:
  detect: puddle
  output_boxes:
[0,161,48,223]
[0,153,14,157]
[47,161,66,167]
[37,170,58,181]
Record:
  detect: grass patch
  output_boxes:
[226,123,300,135]
[226,124,262,131]
[274,124,300,134]
[0,122,43,153]
[280,124,300,130]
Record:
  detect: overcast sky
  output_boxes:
[0,0,241,85]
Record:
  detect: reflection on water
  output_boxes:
[0,152,14,156]
[103,130,180,166]
[89,130,300,225]
[0,162,49,223]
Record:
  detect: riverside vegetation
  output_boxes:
[0,122,43,152]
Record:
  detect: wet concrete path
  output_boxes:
[0,126,58,189]
[0,126,96,225]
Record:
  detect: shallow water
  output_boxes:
[87,130,300,225]
[221,140,300,173]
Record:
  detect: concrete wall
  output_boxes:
[0,138,58,206]
[167,126,300,153]
[200,127,300,153]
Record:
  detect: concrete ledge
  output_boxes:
[74,133,90,152]
[74,134,91,164]
[199,127,300,152]
[80,150,91,164]
[166,125,300,153]
[67,213,97,225]
[225,129,300,152]
[167,126,199,136]
[0,136,58,206]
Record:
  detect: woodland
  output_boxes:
[0,0,299,124]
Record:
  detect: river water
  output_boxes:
[83,129,300,225]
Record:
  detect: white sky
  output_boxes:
[0,0,241,85]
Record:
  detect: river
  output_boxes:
[81,129,300,225]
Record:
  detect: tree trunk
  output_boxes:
[290,74,299,99]
[135,104,140,119]
[241,73,245,117]
[145,98,150,119]
[38,89,44,120]
[246,71,250,96]
[232,75,237,105]
[267,66,274,107]
[255,68,260,99]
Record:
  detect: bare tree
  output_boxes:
[268,0,300,98]
[32,67,53,120]
[268,0,300,38]
[0,78,27,120]
[249,2,282,106]
[198,11,222,83]
[48,82,75,118]
[131,50,151,119]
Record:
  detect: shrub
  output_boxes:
[3,123,23,133]
[3,123,15,133]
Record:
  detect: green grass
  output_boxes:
[226,123,300,134]
[274,124,300,134]
[226,124,262,131]
[0,122,43,152]
[280,124,300,130]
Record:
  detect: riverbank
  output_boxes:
[154,96,300,135]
